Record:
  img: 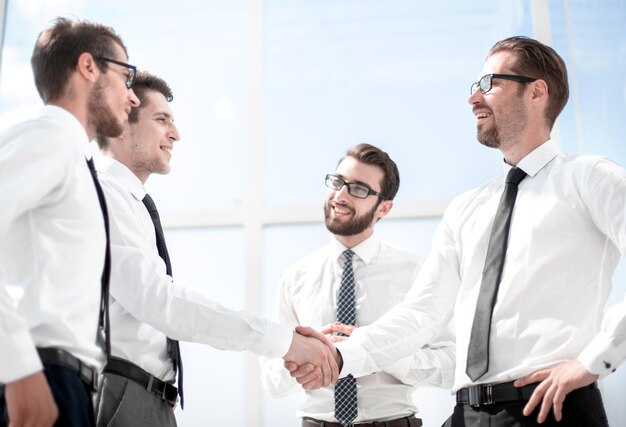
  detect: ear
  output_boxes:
[75,52,100,84]
[529,79,549,106]
[375,200,393,220]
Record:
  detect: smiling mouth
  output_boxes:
[332,204,353,216]
[160,146,172,154]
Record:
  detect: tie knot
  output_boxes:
[343,249,354,262]
[142,193,158,213]
[506,167,527,185]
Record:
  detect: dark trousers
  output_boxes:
[0,365,95,427]
[95,372,177,427]
[443,383,609,427]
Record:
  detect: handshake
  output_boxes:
[281,323,355,390]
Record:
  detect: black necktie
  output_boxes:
[142,193,184,409]
[334,250,358,426]
[466,167,527,381]
[85,158,111,357]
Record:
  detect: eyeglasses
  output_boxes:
[325,174,385,200]
[470,73,537,95]
[95,56,137,89]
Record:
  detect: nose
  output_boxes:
[468,88,482,105]
[128,88,140,107]
[334,183,351,201]
[168,123,181,142]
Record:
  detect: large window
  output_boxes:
[1,1,625,426]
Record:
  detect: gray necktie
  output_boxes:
[466,167,527,381]
[334,249,358,426]
[142,193,184,408]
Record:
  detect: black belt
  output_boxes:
[103,356,178,406]
[302,415,422,427]
[456,381,542,407]
[37,347,98,392]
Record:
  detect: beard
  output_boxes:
[324,201,378,236]
[476,94,528,149]
[88,76,124,139]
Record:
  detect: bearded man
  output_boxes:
[261,143,455,427]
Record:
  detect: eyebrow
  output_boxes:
[335,174,374,188]
[154,111,174,121]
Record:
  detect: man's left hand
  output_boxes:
[514,359,598,423]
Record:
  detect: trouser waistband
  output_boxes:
[36,347,98,392]
[302,415,422,427]
[103,356,178,406]
[456,381,599,408]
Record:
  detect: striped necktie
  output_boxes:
[334,249,358,426]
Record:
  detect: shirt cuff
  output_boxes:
[255,321,293,359]
[578,331,625,376]
[0,331,43,383]
[335,340,367,378]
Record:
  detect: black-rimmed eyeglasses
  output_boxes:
[470,73,537,95]
[325,174,386,200]
[96,56,137,89]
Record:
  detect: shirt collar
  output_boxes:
[329,234,381,265]
[39,105,91,158]
[97,156,146,201]
[503,139,560,178]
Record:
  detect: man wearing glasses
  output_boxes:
[94,71,339,427]
[0,17,139,427]
[262,143,455,427]
[292,37,626,426]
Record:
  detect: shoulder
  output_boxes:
[554,152,626,189]
[1,116,79,162]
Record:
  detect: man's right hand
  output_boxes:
[5,372,58,427]
[282,326,339,389]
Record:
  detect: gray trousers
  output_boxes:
[95,372,177,427]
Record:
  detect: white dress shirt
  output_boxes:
[97,158,293,381]
[338,139,626,391]
[261,236,455,423]
[0,105,105,383]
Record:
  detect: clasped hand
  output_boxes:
[282,323,351,389]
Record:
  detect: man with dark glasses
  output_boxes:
[0,17,139,427]
[262,144,455,427]
[292,36,625,427]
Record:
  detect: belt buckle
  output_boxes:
[76,356,97,392]
[468,384,493,407]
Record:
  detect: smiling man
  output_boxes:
[262,144,455,427]
[291,37,626,427]
[94,71,338,427]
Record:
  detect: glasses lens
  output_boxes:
[325,175,344,190]
[347,184,370,199]
[126,68,136,89]
[471,82,479,94]
[479,75,492,94]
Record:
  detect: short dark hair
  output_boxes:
[127,71,174,124]
[96,71,173,149]
[31,17,127,103]
[342,143,400,201]
[489,36,569,129]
